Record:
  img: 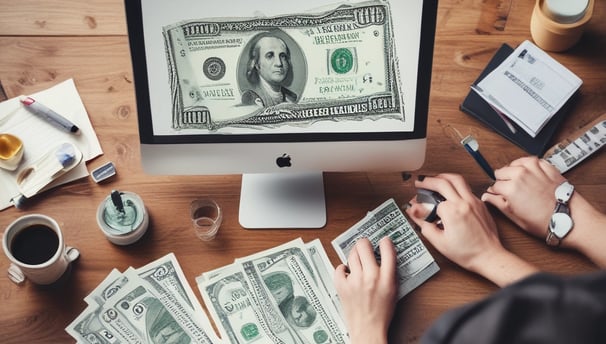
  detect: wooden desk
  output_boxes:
[1,1,605,343]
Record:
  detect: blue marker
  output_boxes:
[461,135,496,180]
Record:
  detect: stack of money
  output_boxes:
[66,253,219,343]
[332,198,440,299]
[196,238,348,344]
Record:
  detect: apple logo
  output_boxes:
[276,153,292,168]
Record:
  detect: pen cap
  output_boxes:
[530,0,594,52]
[96,191,149,245]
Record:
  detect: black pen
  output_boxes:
[19,96,80,134]
[461,135,496,180]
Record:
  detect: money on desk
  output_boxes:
[66,253,219,344]
[197,238,348,344]
[332,198,440,299]
[162,0,404,130]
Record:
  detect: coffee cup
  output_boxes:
[2,214,80,285]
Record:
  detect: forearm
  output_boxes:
[562,194,606,268]
[469,249,540,288]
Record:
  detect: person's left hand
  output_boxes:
[334,237,397,344]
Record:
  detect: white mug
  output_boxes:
[2,214,80,285]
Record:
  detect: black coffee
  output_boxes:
[10,225,59,265]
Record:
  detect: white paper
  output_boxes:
[473,40,582,137]
[0,79,103,210]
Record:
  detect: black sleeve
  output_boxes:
[421,272,606,344]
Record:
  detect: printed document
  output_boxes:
[472,40,582,137]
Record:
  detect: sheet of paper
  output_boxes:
[0,79,103,210]
[473,40,582,137]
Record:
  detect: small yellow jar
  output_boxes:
[0,133,24,171]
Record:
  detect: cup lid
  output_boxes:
[545,0,589,24]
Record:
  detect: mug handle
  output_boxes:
[7,263,25,284]
[66,246,80,263]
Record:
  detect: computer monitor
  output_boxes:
[125,0,437,229]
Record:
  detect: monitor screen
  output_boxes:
[125,0,437,228]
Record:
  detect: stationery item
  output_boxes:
[543,113,606,173]
[0,79,103,210]
[472,40,582,138]
[460,43,576,156]
[2,213,80,285]
[20,96,80,134]
[16,142,82,198]
[461,135,496,180]
[90,161,116,183]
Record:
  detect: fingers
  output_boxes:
[377,237,397,275]
[481,192,507,212]
[354,238,378,271]
[414,174,475,203]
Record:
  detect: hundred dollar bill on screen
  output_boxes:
[162,1,403,130]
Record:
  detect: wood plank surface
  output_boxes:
[0,1,605,343]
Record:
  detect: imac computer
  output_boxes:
[125,0,437,228]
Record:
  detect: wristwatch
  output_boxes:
[546,181,575,246]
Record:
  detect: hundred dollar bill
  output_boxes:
[67,304,127,344]
[198,264,298,344]
[100,275,218,344]
[163,0,403,130]
[237,238,348,344]
[67,254,220,344]
[84,268,129,306]
[67,269,130,343]
[543,118,606,173]
[305,239,343,319]
[331,198,439,298]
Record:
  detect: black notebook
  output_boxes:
[460,43,577,156]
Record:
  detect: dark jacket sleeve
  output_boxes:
[421,272,606,344]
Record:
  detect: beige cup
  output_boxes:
[2,214,80,285]
[530,0,594,52]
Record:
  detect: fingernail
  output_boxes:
[417,175,426,181]
[402,202,412,211]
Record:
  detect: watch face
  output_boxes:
[555,181,574,203]
[550,213,573,238]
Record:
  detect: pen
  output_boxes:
[19,96,80,134]
[460,135,496,180]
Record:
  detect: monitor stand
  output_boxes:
[239,172,326,229]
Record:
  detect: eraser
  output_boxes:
[91,161,116,183]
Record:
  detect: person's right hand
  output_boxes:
[481,156,566,239]
[406,173,538,286]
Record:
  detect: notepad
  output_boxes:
[472,40,582,138]
[460,43,578,156]
[0,79,103,210]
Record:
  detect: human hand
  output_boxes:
[481,156,566,239]
[406,174,538,286]
[334,237,397,344]
[406,174,503,272]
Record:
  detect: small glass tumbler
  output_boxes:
[190,199,222,241]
